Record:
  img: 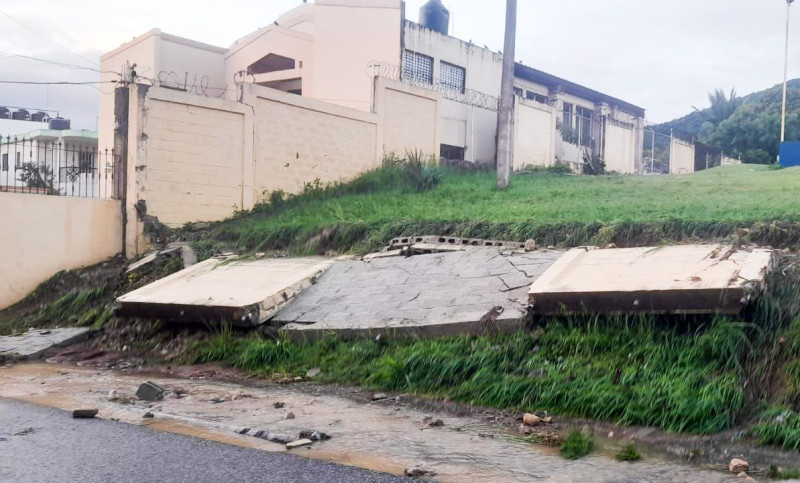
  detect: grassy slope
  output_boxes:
[202,165,800,256]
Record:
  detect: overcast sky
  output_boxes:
[1,0,798,129]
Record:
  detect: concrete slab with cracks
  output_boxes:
[274,248,563,341]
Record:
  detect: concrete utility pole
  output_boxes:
[496,0,517,190]
[781,0,795,144]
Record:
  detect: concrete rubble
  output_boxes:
[0,328,92,359]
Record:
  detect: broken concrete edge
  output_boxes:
[388,235,528,251]
[279,313,529,343]
[1,328,94,361]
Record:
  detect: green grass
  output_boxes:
[197,165,800,256]
[560,430,594,459]
[615,444,642,462]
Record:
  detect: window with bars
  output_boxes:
[78,151,95,174]
[526,91,548,104]
[402,50,433,84]
[576,106,594,147]
[440,61,466,93]
[1,153,7,172]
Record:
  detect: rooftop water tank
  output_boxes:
[48,117,71,130]
[31,111,48,122]
[419,0,450,35]
[11,108,29,121]
[0,107,9,119]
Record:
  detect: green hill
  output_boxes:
[654,79,800,164]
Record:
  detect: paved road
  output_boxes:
[0,399,407,483]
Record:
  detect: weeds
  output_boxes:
[615,444,642,461]
[560,431,594,459]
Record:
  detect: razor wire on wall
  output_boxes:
[367,62,499,111]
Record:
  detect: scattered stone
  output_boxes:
[737,472,748,478]
[286,412,296,420]
[143,412,154,419]
[542,417,554,424]
[273,402,285,409]
[404,466,436,478]
[72,409,99,419]
[519,424,534,435]
[211,397,225,404]
[522,413,541,427]
[422,416,444,428]
[13,428,34,436]
[306,368,322,379]
[729,458,749,473]
[136,381,165,402]
[245,429,294,444]
[299,430,331,441]
[107,390,118,401]
[0,437,7,442]
[372,393,388,401]
[285,438,313,450]
[524,239,536,252]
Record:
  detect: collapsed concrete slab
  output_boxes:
[528,245,776,315]
[0,328,91,359]
[274,249,562,340]
[115,256,334,326]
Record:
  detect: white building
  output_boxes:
[0,127,103,197]
[98,0,646,174]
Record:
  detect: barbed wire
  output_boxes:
[367,61,499,111]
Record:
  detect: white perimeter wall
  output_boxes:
[604,122,637,174]
[513,99,557,170]
[670,138,695,175]
[0,193,122,309]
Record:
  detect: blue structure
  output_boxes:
[780,142,800,167]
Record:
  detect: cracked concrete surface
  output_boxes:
[274,249,562,340]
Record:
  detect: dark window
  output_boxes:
[513,87,523,97]
[247,53,296,75]
[15,152,21,167]
[402,50,434,84]
[1,153,7,171]
[440,144,465,161]
[440,61,466,93]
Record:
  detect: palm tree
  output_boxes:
[694,88,743,126]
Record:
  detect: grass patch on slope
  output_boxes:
[194,165,800,256]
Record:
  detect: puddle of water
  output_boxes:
[0,363,737,482]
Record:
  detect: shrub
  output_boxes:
[560,430,594,459]
[615,444,642,461]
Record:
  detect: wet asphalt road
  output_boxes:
[0,399,408,483]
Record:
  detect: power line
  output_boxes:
[0,9,99,67]
[0,80,117,85]
[0,52,117,75]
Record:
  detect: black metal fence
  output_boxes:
[0,135,120,198]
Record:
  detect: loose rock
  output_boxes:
[522,413,541,426]
[422,416,444,428]
[542,416,554,424]
[273,402,285,409]
[524,239,536,252]
[13,428,34,436]
[143,412,154,419]
[306,368,322,379]
[136,381,165,402]
[286,412,296,420]
[729,458,749,473]
[299,430,331,441]
[72,409,99,419]
[519,424,534,435]
[404,466,436,478]
[372,393,388,401]
[285,438,313,450]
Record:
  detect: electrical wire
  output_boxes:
[0,9,99,67]
[0,52,119,76]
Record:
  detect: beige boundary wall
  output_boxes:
[0,192,122,310]
[123,78,440,255]
[513,99,557,171]
[604,120,637,174]
[670,137,695,175]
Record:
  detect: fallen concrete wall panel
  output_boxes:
[528,245,775,315]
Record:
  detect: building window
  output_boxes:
[576,106,594,147]
[513,87,523,97]
[1,153,7,171]
[562,102,574,129]
[440,144,465,161]
[15,152,21,168]
[440,61,466,93]
[526,91,548,104]
[403,50,433,84]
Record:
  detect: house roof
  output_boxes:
[515,63,645,118]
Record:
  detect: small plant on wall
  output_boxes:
[17,162,57,194]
